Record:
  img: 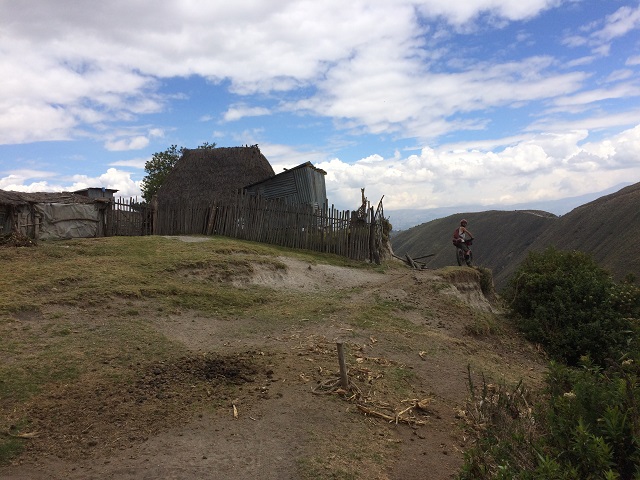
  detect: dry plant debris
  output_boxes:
[309,344,432,427]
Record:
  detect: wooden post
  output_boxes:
[336,342,349,389]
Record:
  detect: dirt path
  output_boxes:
[1,253,546,480]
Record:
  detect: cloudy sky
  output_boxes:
[1,0,639,215]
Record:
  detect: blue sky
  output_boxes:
[1,0,639,214]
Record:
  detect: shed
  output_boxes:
[0,190,110,240]
[243,161,327,210]
[156,146,275,207]
[74,187,118,200]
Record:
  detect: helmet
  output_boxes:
[460,219,468,226]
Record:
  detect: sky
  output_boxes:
[1,0,639,216]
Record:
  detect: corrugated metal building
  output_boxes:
[243,162,327,210]
[74,187,118,200]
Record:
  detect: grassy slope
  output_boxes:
[0,236,545,479]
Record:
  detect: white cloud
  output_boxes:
[594,4,640,43]
[0,103,76,144]
[563,4,640,56]
[1,168,142,197]
[552,83,640,108]
[223,105,271,122]
[104,136,150,151]
[68,168,142,197]
[295,52,588,141]
[0,0,587,146]
[416,0,560,25]
[109,157,149,169]
[527,110,640,132]
[260,143,328,172]
[317,124,640,210]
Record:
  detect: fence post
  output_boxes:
[336,342,349,389]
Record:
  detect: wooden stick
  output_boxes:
[336,343,349,389]
[413,254,435,261]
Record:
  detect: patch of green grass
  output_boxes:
[0,357,81,404]
[1,235,382,319]
[344,295,420,334]
[0,314,183,406]
[384,365,418,397]
[465,312,502,337]
[0,422,28,465]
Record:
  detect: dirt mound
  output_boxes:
[249,256,384,291]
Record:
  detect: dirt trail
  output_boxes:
[1,253,546,480]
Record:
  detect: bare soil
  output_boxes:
[1,243,546,480]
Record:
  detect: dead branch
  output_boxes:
[392,253,432,269]
[356,404,426,426]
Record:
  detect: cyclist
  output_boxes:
[452,219,474,260]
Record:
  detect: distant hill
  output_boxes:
[387,182,632,231]
[391,182,640,290]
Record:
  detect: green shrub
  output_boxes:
[542,358,640,479]
[459,358,640,480]
[502,247,637,366]
[460,248,640,479]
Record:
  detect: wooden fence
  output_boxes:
[107,197,152,236]
[154,193,386,262]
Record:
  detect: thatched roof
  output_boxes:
[157,146,275,205]
[0,190,101,206]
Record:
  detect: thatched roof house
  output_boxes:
[0,190,111,240]
[156,146,275,207]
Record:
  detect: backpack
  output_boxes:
[452,228,462,245]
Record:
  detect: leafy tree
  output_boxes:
[140,142,216,202]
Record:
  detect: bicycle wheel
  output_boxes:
[465,250,473,267]
[456,248,465,266]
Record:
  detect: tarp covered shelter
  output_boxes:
[0,190,111,240]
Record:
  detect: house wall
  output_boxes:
[75,188,117,200]
[245,166,327,209]
[34,203,103,240]
[0,205,8,234]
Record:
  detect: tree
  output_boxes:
[140,142,216,202]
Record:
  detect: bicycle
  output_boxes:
[455,238,474,267]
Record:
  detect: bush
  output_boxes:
[460,248,640,479]
[459,358,640,480]
[502,247,637,366]
[542,358,640,479]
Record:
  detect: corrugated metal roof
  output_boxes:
[244,162,327,208]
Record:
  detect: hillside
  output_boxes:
[386,182,632,231]
[0,236,546,480]
[391,210,557,289]
[392,181,640,290]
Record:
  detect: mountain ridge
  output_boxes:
[391,181,640,290]
[386,182,632,231]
